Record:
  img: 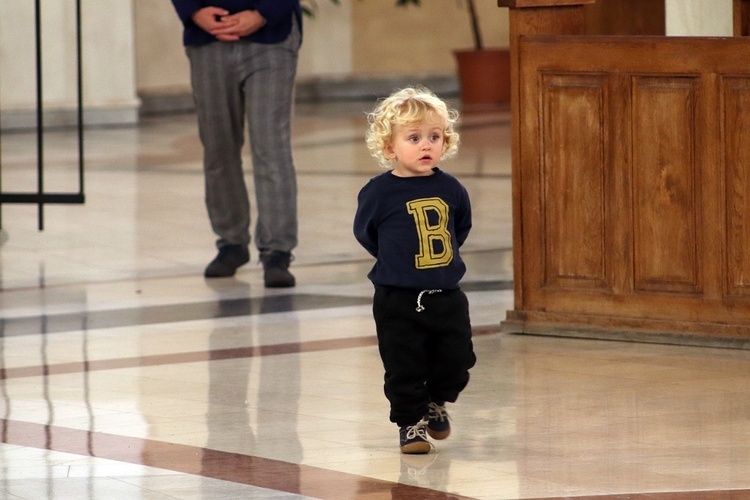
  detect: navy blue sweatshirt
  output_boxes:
[353,168,472,290]
[171,0,302,46]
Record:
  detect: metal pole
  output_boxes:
[35,0,45,230]
[0,0,85,229]
[76,0,84,197]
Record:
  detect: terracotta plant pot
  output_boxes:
[453,48,510,105]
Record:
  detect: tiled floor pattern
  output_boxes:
[2,101,750,499]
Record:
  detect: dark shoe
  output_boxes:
[399,419,431,454]
[204,245,249,278]
[426,402,450,440]
[260,251,295,288]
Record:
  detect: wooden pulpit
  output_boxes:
[499,0,750,348]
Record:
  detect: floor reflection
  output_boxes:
[203,289,303,494]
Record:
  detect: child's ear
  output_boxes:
[385,144,396,158]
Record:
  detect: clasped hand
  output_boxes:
[191,7,266,41]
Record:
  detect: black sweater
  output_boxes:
[353,168,472,290]
[171,0,301,46]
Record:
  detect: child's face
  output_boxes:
[386,120,444,177]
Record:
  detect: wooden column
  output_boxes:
[583,0,665,36]
[735,0,750,36]
[498,0,595,310]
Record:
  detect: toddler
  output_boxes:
[353,87,476,454]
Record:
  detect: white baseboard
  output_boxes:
[1,104,140,132]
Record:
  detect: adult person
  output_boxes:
[170,1,302,287]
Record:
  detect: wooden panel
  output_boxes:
[506,4,590,311]
[503,2,750,345]
[631,76,700,293]
[584,0,665,36]
[514,37,750,322]
[541,73,608,289]
[724,77,750,296]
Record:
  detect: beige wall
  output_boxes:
[134,0,190,95]
[665,0,732,35]
[0,0,139,129]
[351,1,509,76]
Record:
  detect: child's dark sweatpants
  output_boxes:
[372,285,476,427]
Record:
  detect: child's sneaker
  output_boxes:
[426,402,450,440]
[399,419,431,454]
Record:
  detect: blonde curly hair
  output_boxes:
[366,86,460,169]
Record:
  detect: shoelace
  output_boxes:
[428,402,449,423]
[404,419,429,440]
[415,289,442,312]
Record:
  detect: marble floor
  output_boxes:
[1,99,750,499]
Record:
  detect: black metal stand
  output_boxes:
[0,0,86,231]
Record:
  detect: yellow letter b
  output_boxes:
[406,197,453,269]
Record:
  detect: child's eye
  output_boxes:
[409,136,420,143]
